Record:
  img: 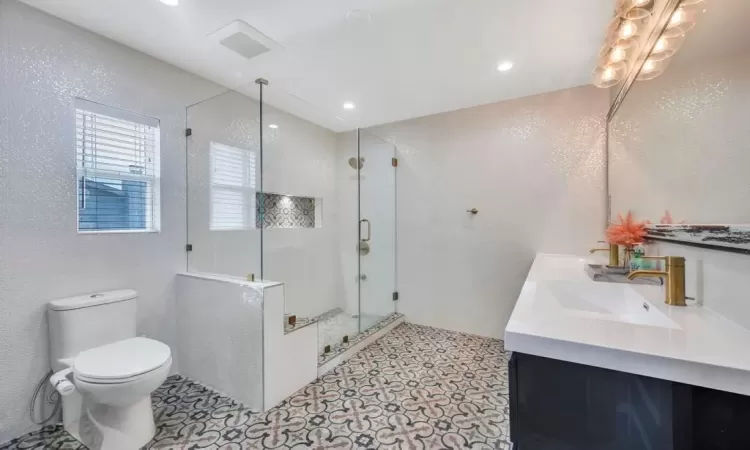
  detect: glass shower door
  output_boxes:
[358,130,397,332]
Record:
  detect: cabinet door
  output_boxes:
[692,386,750,450]
[511,353,677,450]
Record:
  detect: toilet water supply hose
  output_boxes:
[29,370,62,425]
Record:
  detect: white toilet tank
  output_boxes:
[48,290,138,371]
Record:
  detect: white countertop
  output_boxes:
[505,253,750,396]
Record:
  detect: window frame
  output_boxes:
[74,98,161,234]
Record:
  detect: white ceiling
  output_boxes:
[22,0,613,131]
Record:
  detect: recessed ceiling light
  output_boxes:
[160,0,179,5]
[268,124,278,129]
[343,102,356,110]
[496,60,514,72]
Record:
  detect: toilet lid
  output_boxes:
[74,337,171,381]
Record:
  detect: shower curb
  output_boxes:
[317,314,405,376]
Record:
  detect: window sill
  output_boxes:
[78,229,160,235]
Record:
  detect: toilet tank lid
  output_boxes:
[48,290,138,311]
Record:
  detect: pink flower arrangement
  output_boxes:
[606,211,648,247]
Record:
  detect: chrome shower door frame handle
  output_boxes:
[360,218,372,242]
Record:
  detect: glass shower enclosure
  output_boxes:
[185,79,397,360]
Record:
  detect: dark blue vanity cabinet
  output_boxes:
[509,353,750,450]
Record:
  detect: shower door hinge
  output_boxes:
[392,157,398,167]
[185,128,192,137]
[392,291,399,301]
[185,244,193,252]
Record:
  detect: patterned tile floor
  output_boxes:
[1,323,511,449]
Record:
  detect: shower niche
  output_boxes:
[256,193,320,229]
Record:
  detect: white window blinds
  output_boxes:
[75,99,161,232]
[210,142,257,231]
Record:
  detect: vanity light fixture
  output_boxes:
[343,102,356,110]
[496,60,514,72]
[159,0,179,5]
[592,0,704,88]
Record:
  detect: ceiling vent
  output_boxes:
[208,20,281,60]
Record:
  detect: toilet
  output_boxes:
[47,290,172,450]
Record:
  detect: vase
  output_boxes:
[622,246,635,269]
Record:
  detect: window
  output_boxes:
[76,99,160,232]
[210,142,257,230]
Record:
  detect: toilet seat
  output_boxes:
[74,337,171,384]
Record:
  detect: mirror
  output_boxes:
[608,0,750,252]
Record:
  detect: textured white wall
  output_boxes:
[610,52,750,224]
[186,89,344,319]
[368,85,609,339]
[0,1,221,442]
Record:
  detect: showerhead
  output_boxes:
[348,157,364,170]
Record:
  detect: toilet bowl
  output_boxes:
[47,290,172,450]
[71,337,172,450]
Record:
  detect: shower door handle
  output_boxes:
[360,219,371,242]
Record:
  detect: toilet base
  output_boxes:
[65,394,156,450]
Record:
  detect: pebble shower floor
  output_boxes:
[0,323,511,449]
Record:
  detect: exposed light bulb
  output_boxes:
[610,46,626,62]
[592,61,626,88]
[343,102,356,110]
[653,38,667,53]
[670,8,685,26]
[637,57,668,81]
[619,21,637,39]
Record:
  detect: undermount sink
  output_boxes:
[586,264,662,286]
[539,280,680,329]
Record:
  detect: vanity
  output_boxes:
[507,0,750,447]
[505,253,750,450]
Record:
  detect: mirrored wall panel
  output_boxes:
[609,0,750,251]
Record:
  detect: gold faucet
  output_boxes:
[627,256,686,306]
[589,242,620,267]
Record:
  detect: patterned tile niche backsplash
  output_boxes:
[256,193,317,229]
